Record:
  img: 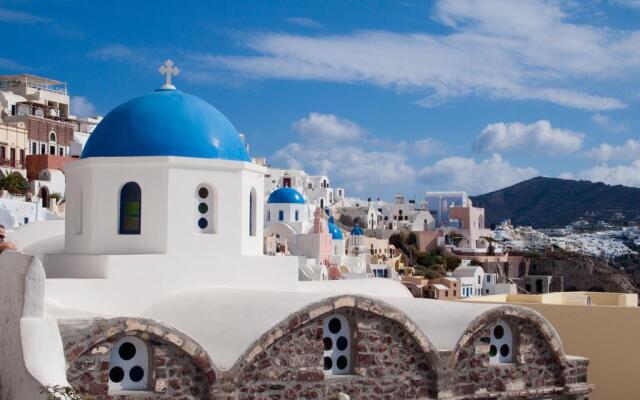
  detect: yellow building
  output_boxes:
[0,122,28,169]
[463,292,639,400]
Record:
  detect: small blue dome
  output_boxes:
[351,224,363,236]
[268,187,305,204]
[81,89,250,161]
[328,216,344,240]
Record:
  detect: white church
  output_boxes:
[0,62,591,400]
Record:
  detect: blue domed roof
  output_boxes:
[328,216,344,240]
[81,89,250,161]
[351,224,363,236]
[267,187,305,204]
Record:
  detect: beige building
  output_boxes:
[0,122,28,170]
[365,236,397,260]
[427,277,461,300]
[463,292,639,400]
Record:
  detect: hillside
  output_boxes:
[471,177,640,228]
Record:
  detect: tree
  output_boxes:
[0,172,30,195]
[353,216,366,228]
[338,214,354,227]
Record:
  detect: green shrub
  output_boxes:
[0,172,30,195]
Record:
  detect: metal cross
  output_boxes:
[159,59,180,89]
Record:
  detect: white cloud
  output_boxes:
[71,96,98,118]
[583,139,640,162]
[273,113,415,194]
[286,17,324,29]
[474,120,584,155]
[568,160,640,187]
[291,112,364,143]
[189,0,638,110]
[591,113,628,132]
[612,0,640,9]
[0,7,49,24]
[413,138,443,156]
[89,45,137,62]
[418,153,539,194]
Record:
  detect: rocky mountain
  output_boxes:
[524,250,639,295]
[471,177,640,228]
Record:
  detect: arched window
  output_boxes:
[49,131,56,142]
[196,184,215,234]
[323,314,351,375]
[249,188,256,236]
[119,182,141,235]
[489,320,514,365]
[109,337,149,392]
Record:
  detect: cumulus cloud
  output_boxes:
[418,153,539,194]
[291,113,364,143]
[273,113,415,194]
[474,120,584,155]
[286,17,324,29]
[71,96,98,118]
[413,138,443,157]
[583,139,640,162]
[591,113,628,132]
[189,0,638,110]
[567,161,640,188]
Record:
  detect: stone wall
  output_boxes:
[55,298,592,400]
[59,317,216,399]
[453,315,564,397]
[233,308,438,400]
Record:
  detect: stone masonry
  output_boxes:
[57,296,592,400]
[59,317,216,399]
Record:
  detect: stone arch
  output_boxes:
[229,295,442,399]
[448,305,568,396]
[60,317,218,398]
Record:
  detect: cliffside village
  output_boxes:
[0,73,638,303]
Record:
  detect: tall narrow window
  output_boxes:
[72,186,83,234]
[295,210,299,221]
[249,188,256,236]
[119,182,141,235]
[489,320,514,365]
[109,337,149,392]
[31,142,36,155]
[196,184,215,233]
[323,314,352,375]
[278,210,284,221]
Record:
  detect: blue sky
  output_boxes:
[1,0,639,199]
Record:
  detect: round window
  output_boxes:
[118,342,136,360]
[109,366,124,383]
[328,318,341,334]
